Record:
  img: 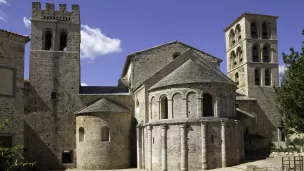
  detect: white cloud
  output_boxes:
[0,10,7,22]
[279,64,287,74]
[81,83,88,86]
[0,0,7,4]
[80,25,121,60]
[23,16,31,28]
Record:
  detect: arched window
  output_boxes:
[254,68,261,85]
[79,127,84,142]
[203,93,213,116]
[59,31,67,51]
[251,22,258,39]
[235,72,239,85]
[160,95,168,119]
[262,22,269,39]
[43,30,52,50]
[229,29,235,48]
[265,69,271,86]
[236,47,243,63]
[263,45,270,62]
[236,24,241,42]
[101,126,110,142]
[231,51,237,68]
[252,45,259,62]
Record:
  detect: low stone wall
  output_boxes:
[247,165,288,171]
[269,152,304,158]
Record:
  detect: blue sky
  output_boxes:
[0,0,303,86]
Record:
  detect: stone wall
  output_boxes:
[76,112,131,170]
[139,119,243,170]
[0,31,29,149]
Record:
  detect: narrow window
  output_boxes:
[101,126,110,142]
[51,92,56,100]
[251,22,258,39]
[236,24,241,42]
[263,46,270,62]
[79,127,84,142]
[59,31,67,51]
[203,93,213,116]
[43,30,52,50]
[136,99,139,108]
[237,47,243,63]
[265,69,271,86]
[255,68,260,85]
[231,51,237,67]
[235,72,239,85]
[262,22,268,39]
[252,45,259,62]
[229,29,235,48]
[211,135,214,143]
[160,96,168,119]
[62,150,73,163]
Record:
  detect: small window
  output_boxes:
[254,68,260,85]
[251,22,258,39]
[252,45,259,62]
[79,127,84,142]
[59,31,68,51]
[101,126,110,142]
[203,93,213,116]
[262,22,268,39]
[136,99,139,107]
[172,52,181,59]
[265,69,271,86]
[211,135,214,143]
[51,92,56,100]
[0,67,16,97]
[236,24,241,42]
[160,95,168,119]
[62,150,73,163]
[235,72,239,85]
[263,46,270,62]
[43,30,53,50]
[229,29,235,48]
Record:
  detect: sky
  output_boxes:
[0,0,303,86]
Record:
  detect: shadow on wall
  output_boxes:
[24,122,63,170]
[130,117,138,168]
[24,82,50,114]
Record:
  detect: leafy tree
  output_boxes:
[0,119,35,171]
[275,30,304,134]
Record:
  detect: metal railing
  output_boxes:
[282,156,304,171]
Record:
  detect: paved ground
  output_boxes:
[67,157,283,171]
[209,156,282,171]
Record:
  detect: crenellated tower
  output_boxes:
[25,2,80,169]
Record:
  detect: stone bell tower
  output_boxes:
[224,13,283,143]
[25,2,80,169]
[224,13,279,96]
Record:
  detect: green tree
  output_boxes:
[275,30,304,134]
[0,119,35,171]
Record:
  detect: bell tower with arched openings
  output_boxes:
[224,13,279,96]
[26,2,81,169]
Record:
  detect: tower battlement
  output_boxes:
[31,2,80,23]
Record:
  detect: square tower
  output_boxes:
[25,2,81,169]
[224,13,279,96]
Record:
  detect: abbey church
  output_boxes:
[0,2,283,170]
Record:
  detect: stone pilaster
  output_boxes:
[180,124,188,171]
[221,121,227,168]
[197,97,203,117]
[277,128,282,142]
[161,125,168,171]
[148,125,153,171]
[142,127,145,169]
[201,122,207,170]
[235,120,240,164]
[215,97,219,117]
[137,125,142,169]
[183,98,188,118]
[168,99,173,119]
